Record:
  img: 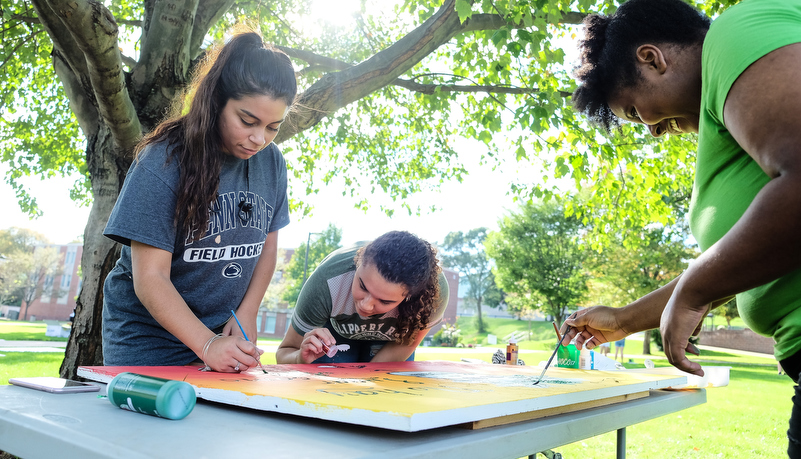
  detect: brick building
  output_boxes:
[23,243,83,321]
[20,242,461,340]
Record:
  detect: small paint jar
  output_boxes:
[506,340,519,365]
[107,372,196,420]
[579,347,595,369]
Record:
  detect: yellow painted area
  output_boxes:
[80,361,680,416]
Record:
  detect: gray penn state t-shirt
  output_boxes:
[102,140,289,365]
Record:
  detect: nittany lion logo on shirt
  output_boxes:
[222,262,243,278]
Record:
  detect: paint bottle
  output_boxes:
[107,372,196,420]
[580,347,595,369]
[557,344,580,368]
[506,338,519,365]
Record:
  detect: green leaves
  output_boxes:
[1,0,738,253]
[281,224,344,307]
[454,0,474,22]
[485,200,589,324]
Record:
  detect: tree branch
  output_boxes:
[190,0,235,59]
[0,30,46,74]
[45,0,141,151]
[461,11,586,32]
[392,77,571,97]
[275,45,353,72]
[276,1,585,143]
[52,49,99,140]
[29,0,91,86]
[120,53,137,69]
[131,0,199,115]
[278,0,467,141]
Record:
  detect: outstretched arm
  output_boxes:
[562,276,681,348]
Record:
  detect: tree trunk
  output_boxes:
[60,126,127,380]
[642,329,651,355]
[19,300,29,321]
[475,297,485,333]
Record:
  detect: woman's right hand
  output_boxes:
[561,306,630,350]
[297,328,336,364]
[203,335,263,372]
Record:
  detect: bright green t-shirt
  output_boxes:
[690,0,801,360]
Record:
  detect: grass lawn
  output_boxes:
[0,319,792,458]
[0,320,69,341]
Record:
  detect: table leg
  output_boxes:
[616,427,626,459]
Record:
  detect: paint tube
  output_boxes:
[106,372,196,420]
[579,350,622,370]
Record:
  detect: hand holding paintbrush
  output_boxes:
[230,310,267,374]
[532,316,575,385]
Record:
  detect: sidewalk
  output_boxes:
[0,340,67,353]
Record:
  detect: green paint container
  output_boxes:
[557,344,580,369]
[107,372,196,420]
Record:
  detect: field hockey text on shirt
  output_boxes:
[183,242,264,262]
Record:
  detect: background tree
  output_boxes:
[261,248,291,311]
[0,227,51,307]
[713,297,739,329]
[485,200,589,325]
[439,228,502,333]
[0,227,51,257]
[586,225,697,354]
[1,0,744,377]
[16,246,64,320]
[0,259,17,307]
[281,224,343,307]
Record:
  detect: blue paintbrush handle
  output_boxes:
[230,310,267,373]
[230,309,250,341]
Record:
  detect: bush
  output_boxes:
[432,322,461,347]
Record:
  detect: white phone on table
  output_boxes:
[9,376,100,393]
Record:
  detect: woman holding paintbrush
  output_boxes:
[276,231,449,364]
[101,30,297,373]
[562,0,801,455]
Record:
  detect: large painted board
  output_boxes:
[79,361,685,432]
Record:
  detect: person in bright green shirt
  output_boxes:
[563,0,801,456]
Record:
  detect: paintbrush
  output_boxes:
[230,309,267,374]
[552,321,562,342]
[532,324,572,385]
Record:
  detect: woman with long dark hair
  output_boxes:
[102,30,297,373]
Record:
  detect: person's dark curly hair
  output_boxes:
[572,0,710,132]
[354,231,441,346]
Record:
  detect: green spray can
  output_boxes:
[107,372,196,420]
